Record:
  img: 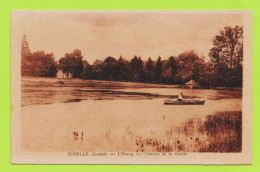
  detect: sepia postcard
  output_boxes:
[11,10,252,164]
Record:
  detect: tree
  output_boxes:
[33,51,57,77]
[92,60,103,80]
[91,56,130,81]
[164,56,177,83]
[209,26,243,87]
[197,61,215,88]
[144,57,155,82]
[101,56,120,80]
[81,60,94,79]
[161,67,173,83]
[117,56,130,81]
[155,56,163,83]
[21,50,57,77]
[175,50,205,84]
[130,56,144,81]
[21,34,30,58]
[59,49,83,78]
[104,56,117,64]
[21,34,31,76]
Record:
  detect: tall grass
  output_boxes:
[135,111,242,152]
[199,111,242,152]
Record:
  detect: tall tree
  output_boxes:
[144,57,155,82]
[21,34,31,76]
[209,26,243,87]
[21,34,30,58]
[210,26,243,70]
[81,60,94,79]
[197,61,215,88]
[21,35,58,77]
[165,56,177,83]
[33,51,57,77]
[59,49,83,78]
[117,56,130,81]
[22,50,57,77]
[130,56,144,81]
[155,56,163,83]
[175,50,204,84]
[101,56,119,80]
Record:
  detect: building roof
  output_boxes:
[185,80,201,88]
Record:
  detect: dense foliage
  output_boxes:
[21,26,243,88]
[21,35,57,77]
[21,51,57,77]
[59,49,83,78]
[77,51,214,87]
[209,26,243,87]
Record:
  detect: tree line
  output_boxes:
[21,26,243,88]
[21,35,57,77]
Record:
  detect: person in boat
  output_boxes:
[177,93,183,101]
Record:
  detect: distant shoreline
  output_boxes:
[21,76,242,91]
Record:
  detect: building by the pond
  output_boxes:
[57,69,72,79]
[184,80,201,89]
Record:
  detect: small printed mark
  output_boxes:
[73,131,84,142]
[81,132,84,142]
[73,132,78,141]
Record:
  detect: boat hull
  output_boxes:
[164,99,205,105]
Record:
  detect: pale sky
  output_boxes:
[12,11,243,64]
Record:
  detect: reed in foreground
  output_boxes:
[136,111,242,152]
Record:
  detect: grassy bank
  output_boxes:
[135,111,242,152]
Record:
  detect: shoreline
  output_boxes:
[21,76,242,91]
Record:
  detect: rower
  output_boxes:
[177,93,183,101]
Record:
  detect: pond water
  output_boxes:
[21,77,242,152]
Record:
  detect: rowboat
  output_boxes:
[163,99,205,105]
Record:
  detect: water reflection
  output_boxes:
[21,77,241,106]
[21,77,242,152]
